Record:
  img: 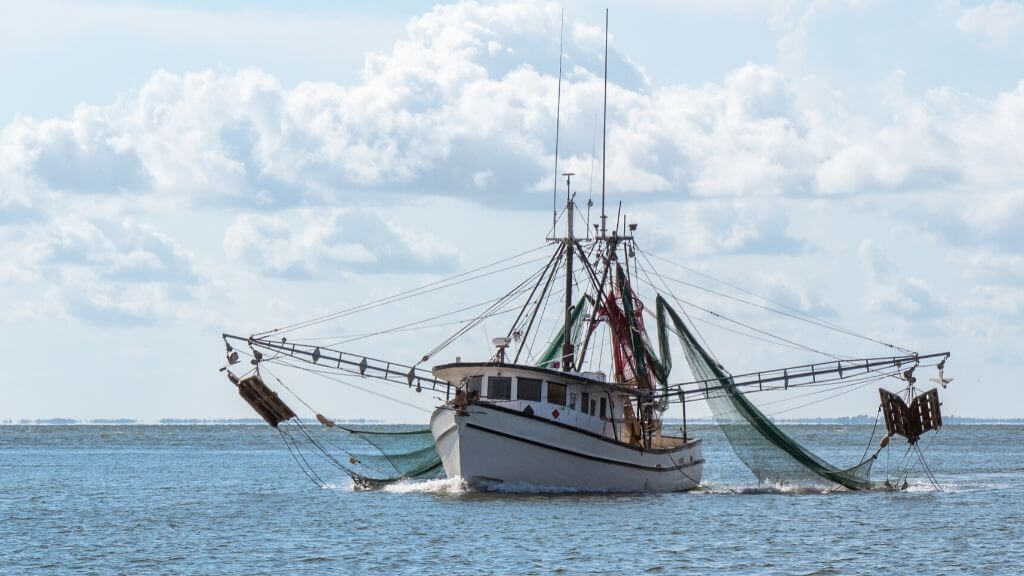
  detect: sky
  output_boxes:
[1,0,1023,422]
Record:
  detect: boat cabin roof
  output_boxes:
[432,362,616,392]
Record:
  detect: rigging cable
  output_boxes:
[633,257,851,363]
[515,246,565,364]
[264,355,434,414]
[255,244,552,337]
[524,266,564,364]
[635,253,925,396]
[641,249,914,355]
[421,253,558,363]
[283,305,523,344]
[323,263,550,349]
[278,427,324,486]
[505,247,563,341]
[264,363,434,481]
[634,250,721,364]
[234,346,437,413]
[632,280,812,354]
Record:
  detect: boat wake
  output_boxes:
[693,479,965,495]
[348,476,611,494]
[381,477,469,494]
[331,475,982,495]
[694,482,834,495]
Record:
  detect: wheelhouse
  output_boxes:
[434,362,633,440]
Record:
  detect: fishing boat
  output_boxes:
[425,179,704,491]
[219,11,951,493]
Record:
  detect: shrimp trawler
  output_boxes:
[219,11,952,493]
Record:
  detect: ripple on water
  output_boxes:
[2,424,1023,575]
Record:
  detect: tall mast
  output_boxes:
[562,172,575,372]
[552,10,564,236]
[600,8,609,239]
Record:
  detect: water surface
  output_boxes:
[2,424,1021,575]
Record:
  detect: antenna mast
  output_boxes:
[600,8,609,239]
[562,172,575,372]
[552,10,564,236]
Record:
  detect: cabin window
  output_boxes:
[517,378,542,402]
[581,392,590,415]
[547,382,566,406]
[590,399,597,415]
[486,377,511,400]
[599,397,607,419]
[568,392,577,411]
[468,375,483,396]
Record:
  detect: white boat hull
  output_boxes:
[430,403,703,492]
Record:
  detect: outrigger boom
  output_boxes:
[224,333,949,408]
[223,333,450,396]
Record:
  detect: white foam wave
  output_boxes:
[696,482,834,495]
[382,476,468,494]
[902,482,945,493]
[332,476,982,496]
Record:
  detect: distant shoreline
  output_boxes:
[0,418,388,426]
[2,416,1023,425]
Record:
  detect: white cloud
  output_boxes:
[223,209,459,278]
[945,247,1024,329]
[755,272,836,318]
[0,0,1019,219]
[771,0,869,72]
[634,199,809,258]
[948,247,1024,284]
[817,75,1024,195]
[0,0,1021,343]
[1,215,208,324]
[40,216,199,284]
[0,4,844,207]
[965,283,1024,322]
[957,0,1024,43]
[0,0,1021,420]
[860,239,947,319]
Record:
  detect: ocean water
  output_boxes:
[2,424,1022,575]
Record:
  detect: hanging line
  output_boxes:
[321,263,551,349]
[255,243,552,337]
[633,255,841,361]
[641,249,914,355]
[421,252,559,363]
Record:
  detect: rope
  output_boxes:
[634,284,809,353]
[641,249,914,354]
[278,426,325,486]
[860,407,883,464]
[633,262,841,361]
[323,271,546,350]
[635,249,720,364]
[915,442,943,492]
[264,361,434,480]
[291,418,352,472]
[421,254,555,362]
[518,250,565,364]
[282,307,520,343]
[266,356,433,413]
[256,245,552,337]
[665,446,723,493]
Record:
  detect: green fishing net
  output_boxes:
[337,426,443,488]
[653,295,875,490]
